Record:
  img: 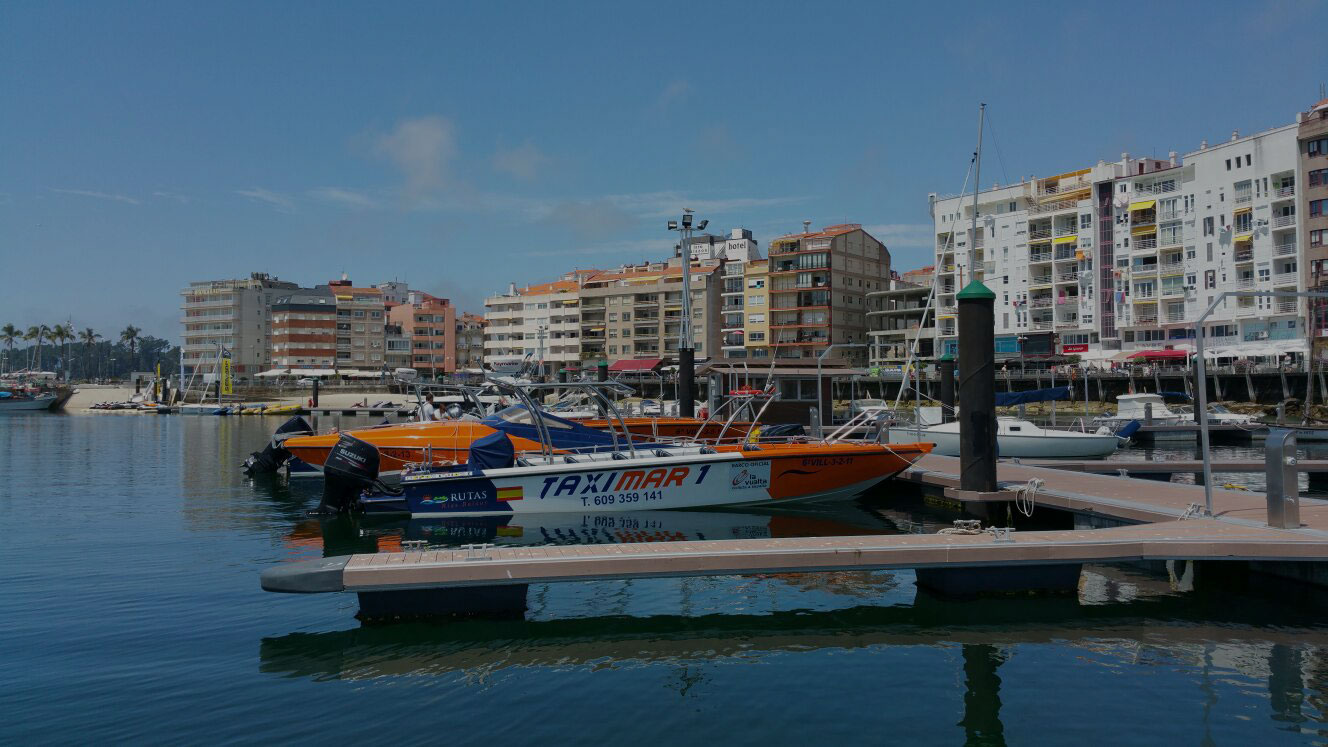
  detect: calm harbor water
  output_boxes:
[6,414,1328,744]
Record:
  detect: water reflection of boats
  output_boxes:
[259,565,1328,682]
[282,503,900,559]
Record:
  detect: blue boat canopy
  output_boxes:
[994,386,1071,406]
[468,431,515,472]
[0,392,11,398]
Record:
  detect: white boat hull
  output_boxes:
[888,425,1119,458]
[0,395,55,412]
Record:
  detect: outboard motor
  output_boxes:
[242,416,313,475]
[316,433,382,514]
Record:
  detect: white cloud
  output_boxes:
[152,191,189,204]
[51,188,140,205]
[493,141,552,182]
[863,223,934,249]
[308,187,380,209]
[653,79,691,110]
[604,192,807,219]
[374,116,457,197]
[521,238,676,258]
[235,187,295,212]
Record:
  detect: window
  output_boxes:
[748,295,764,305]
[1312,199,1328,218]
[1206,243,1214,262]
[1246,154,1252,167]
[1313,230,1325,248]
[1226,159,1231,170]
[1309,137,1328,157]
[1259,268,1270,282]
[1205,270,1216,289]
[747,313,765,324]
[1203,217,1214,236]
[1080,214,1092,229]
[1311,169,1328,188]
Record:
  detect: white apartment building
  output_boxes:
[483,273,588,375]
[920,121,1303,364]
[179,273,297,378]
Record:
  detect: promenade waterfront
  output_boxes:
[6,414,1328,742]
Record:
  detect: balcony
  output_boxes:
[1276,184,1296,198]
[1236,278,1257,290]
[1029,298,1054,309]
[982,261,996,274]
[1235,250,1254,263]
[1133,238,1157,252]
[1029,276,1053,288]
[1165,309,1187,323]
[1274,214,1296,228]
[1029,252,1053,263]
[1160,285,1186,298]
[1277,300,1298,314]
[937,304,958,316]
[1031,320,1055,331]
[1028,198,1080,215]
[1054,248,1078,261]
[1273,272,1298,286]
[1234,193,1253,206]
[1029,228,1052,240]
[1133,290,1157,300]
[1159,262,1185,275]
[1056,272,1079,283]
[1275,241,1297,257]
[1132,315,1159,326]
[1132,264,1158,275]
[1158,210,1181,221]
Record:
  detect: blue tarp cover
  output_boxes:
[994,386,1071,406]
[469,430,515,472]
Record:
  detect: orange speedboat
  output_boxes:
[258,406,753,478]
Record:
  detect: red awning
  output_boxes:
[1127,349,1189,360]
[608,357,663,372]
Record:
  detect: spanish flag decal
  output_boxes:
[496,486,524,502]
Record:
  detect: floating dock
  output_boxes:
[263,452,1328,603]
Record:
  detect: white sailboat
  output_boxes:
[886,406,1125,459]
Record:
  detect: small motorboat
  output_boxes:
[314,388,932,517]
[0,391,56,412]
[1093,393,1190,428]
[888,415,1127,459]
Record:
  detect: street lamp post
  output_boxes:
[668,210,708,417]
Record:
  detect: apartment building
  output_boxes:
[765,224,889,366]
[384,321,411,370]
[179,272,297,378]
[327,279,387,371]
[484,272,589,375]
[1302,100,1328,357]
[922,119,1304,363]
[270,288,336,370]
[742,259,770,359]
[387,291,456,378]
[867,268,935,364]
[455,313,487,371]
[579,260,723,364]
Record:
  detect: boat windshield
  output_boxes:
[1209,404,1232,414]
[490,405,574,430]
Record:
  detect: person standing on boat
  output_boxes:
[419,393,440,422]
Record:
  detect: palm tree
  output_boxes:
[120,325,141,373]
[79,328,101,381]
[49,324,73,380]
[0,323,17,374]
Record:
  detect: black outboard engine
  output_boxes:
[242,416,313,475]
[315,433,382,514]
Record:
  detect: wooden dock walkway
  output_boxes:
[262,453,1328,600]
[261,518,1328,594]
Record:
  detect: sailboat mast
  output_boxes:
[968,103,985,275]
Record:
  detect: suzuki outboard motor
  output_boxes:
[316,433,382,514]
[242,416,313,475]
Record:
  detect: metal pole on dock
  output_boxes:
[938,353,955,423]
[958,279,997,493]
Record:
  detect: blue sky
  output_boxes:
[3,0,1325,341]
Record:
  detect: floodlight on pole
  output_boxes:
[668,209,706,418]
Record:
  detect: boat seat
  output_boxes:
[563,456,578,464]
[654,449,671,457]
